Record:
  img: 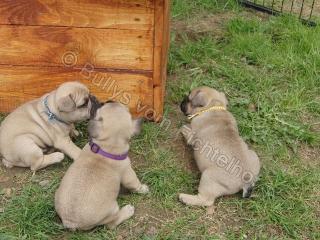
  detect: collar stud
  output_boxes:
[187,105,226,120]
[90,143,100,153]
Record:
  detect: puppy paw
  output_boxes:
[122,204,135,217]
[70,129,80,138]
[51,152,65,163]
[2,158,13,168]
[136,184,149,194]
[179,193,189,205]
[108,205,135,229]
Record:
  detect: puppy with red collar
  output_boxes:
[55,101,149,230]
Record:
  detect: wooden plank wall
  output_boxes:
[0,66,153,112]
[153,0,170,120]
[0,0,170,119]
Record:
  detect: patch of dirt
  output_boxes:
[171,10,270,41]
[205,201,246,235]
[0,165,33,211]
[311,122,320,134]
[116,199,176,239]
[0,165,31,189]
[298,144,320,167]
[165,105,198,172]
[172,12,234,40]
[300,112,320,133]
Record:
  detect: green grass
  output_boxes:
[0,182,63,240]
[1,1,320,239]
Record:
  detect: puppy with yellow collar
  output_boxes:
[179,86,260,208]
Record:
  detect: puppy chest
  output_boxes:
[0,0,170,120]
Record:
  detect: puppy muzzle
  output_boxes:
[89,95,103,119]
[180,96,189,115]
[88,120,98,138]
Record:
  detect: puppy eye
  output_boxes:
[79,98,89,108]
[98,117,103,121]
[191,102,203,108]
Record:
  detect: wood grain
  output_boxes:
[0,0,169,121]
[0,0,154,30]
[0,66,153,116]
[153,0,170,119]
[0,25,153,71]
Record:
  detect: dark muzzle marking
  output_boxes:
[89,95,103,119]
[180,96,189,114]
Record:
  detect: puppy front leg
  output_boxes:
[121,167,149,194]
[180,124,194,145]
[105,205,135,229]
[70,124,80,138]
[54,137,81,161]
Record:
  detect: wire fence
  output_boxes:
[239,0,319,26]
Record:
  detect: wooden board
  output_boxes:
[0,0,170,121]
[0,25,153,71]
[0,0,154,30]
[153,0,170,119]
[0,66,153,116]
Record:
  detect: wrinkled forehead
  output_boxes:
[58,82,89,96]
[73,88,90,100]
[98,103,130,119]
[189,87,220,99]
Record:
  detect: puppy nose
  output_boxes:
[180,96,188,114]
[89,95,102,119]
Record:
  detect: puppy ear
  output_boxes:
[57,94,76,112]
[219,92,229,107]
[132,118,143,136]
[192,91,207,107]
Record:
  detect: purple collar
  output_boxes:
[89,141,128,161]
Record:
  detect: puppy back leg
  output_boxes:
[179,168,230,207]
[2,158,13,168]
[242,184,254,198]
[14,136,64,171]
[242,150,260,198]
[121,167,149,194]
[31,152,65,171]
[179,193,214,207]
[104,205,135,229]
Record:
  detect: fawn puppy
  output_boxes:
[179,86,260,209]
[0,82,100,171]
[55,101,149,230]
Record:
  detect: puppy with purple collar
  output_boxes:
[55,101,149,230]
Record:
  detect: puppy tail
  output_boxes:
[242,184,254,198]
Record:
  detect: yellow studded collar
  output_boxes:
[187,105,226,120]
